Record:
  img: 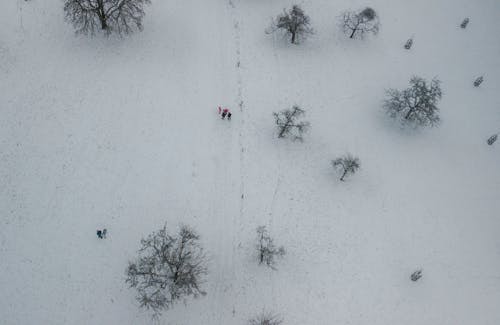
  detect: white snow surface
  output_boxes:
[1,0,500,324]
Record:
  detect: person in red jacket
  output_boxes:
[222,108,229,119]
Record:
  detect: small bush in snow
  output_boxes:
[404,38,413,50]
[460,18,470,29]
[64,0,151,36]
[411,269,422,281]
[487,134,498,146]
[473,76,484,87]
[273,105,310,141]
[249,312,283,325]
[256,226,285,270]
[267,5,313,44]
[126,224,207,317]
[384,76,442,127]
[340,7,380,39]
[332,154,360,181]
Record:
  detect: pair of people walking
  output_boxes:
[218,106,232,120]
[96,228,107,239]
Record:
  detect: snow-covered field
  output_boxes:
[1,0,500,324]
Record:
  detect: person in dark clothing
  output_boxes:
[227,112,232,120]
[97,228,107,239]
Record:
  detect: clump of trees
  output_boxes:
[63,0,151,36]
[126,224,207,317]
[249,311,283,325]
[383,76,442,127]
[256,226,285,269]
[332,154,360,181]
[340,7,380,39]
[273,105,310,141]
[267,5,313,44]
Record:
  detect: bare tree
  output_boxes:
[332,154,360,181]
[267,5,313,44]
[340,7,380,39]
[384,76,442,127]
[126,224,207,317]
[256,226,285,270]
[63,0,151,36]
[249,311,283,325]
[273,105,310,141]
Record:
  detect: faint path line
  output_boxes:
[229,0,245,224]
[268,174,282,223]
[227,0,246,314]
[17,0,25,32]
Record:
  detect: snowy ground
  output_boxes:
[1,0,500,324]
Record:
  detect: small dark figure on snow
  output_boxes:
[97,228,107,239]
[487,134,498,146]
[411,269,422,281]
[460,18,469,29]
[217,106,232,120]
[404,38,413,50]
[473,76,484,87]
[221,108,230,120]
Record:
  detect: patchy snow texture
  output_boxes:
[1,0,500,324]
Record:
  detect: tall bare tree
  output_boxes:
[384,76,442,127]
[267,5,313,44]
[249,311,283,325]
[273,105,310,141]
[126,224,207,317]
[340,7,380,39]
[332,154,360,181]
[63,0,151,36]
